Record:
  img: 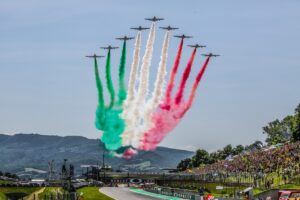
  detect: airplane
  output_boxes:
[116,36,134,41]
[85,54,104,58]
[100,45,119,50]
[145,16,164,22]
[188,44,206,48]
[159,25,179,31]
[202,53,220,57]
[174,34,193,39]
[130,26,150,31]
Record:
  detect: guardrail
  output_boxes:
[144,186,244,200]
[144,186,198,200]
[101,172,253,186]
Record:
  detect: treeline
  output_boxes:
[263,103,300,145]
[177,103,300,171]
[177,141,263,171]
[0,171,18,179]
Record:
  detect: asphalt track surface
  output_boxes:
[100,187,163,200]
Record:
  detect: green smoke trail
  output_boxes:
[94,57,106,130]
[94,57,105,109]
[101,108,125,150]
[117,41,127,105]
[99,48,127,151]
[105,50,115,108]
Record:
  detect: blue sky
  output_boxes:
[0,0,299,151]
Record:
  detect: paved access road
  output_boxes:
[100,187,163,200]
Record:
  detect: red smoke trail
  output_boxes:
[162,38,184,110]
[174,48,197,105]
[181,57,210,117]
[123,148,138,159]
[139,106,184,151]
[139,57,211,151]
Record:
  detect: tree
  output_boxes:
[292,104,300,141]
[10,174,18,179]
[209,152,221,164]
[4,172,11,178]
[191,149,210,167]
[263,103,300,144]
[232,145,244,155]
[223,144,233,157]
[0,171,3,176]
[263,118,292,145]
[177,158,192,171]
[246,140,264,151]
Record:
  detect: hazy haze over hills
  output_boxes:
[0,133,193,175]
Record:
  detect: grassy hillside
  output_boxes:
[0,187,40,200]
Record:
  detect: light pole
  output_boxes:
[102,151,106,184]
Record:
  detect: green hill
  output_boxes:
[0,133,193,175]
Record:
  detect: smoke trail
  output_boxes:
[94,57,105,130]
[162,38,184,109]
[139,100,186,151]
[105,50,115,108]
[149,31,170,109]
[100,49,126,151]
[139,58,211,151]
[184,57,210,113]
[132,30,170,148]
[122,23,156,146]
[123,31,141,109]
[174,48,197,104]
[121,31,142,147]
[101,108,125,151]
[94,57,105,109]
[135,22,156,104]
[117,41,127,105]
[122,148,138,159]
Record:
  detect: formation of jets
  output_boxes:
[145,16,164,22]
[188,44,206,49]
[202,53,220,57]
[116,36,134,41]
[87,16,220,59]
[85,54,104,58]
[101,45,119,50]
[159,25,178,31]
[130,26,149,31]
[174,34,193,39]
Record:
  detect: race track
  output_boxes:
[100,187,163,200]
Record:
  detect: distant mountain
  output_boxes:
[0,133,193,176]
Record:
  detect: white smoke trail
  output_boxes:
[131,31,170,148]
[136,22,156,104]
[148,31,170,111]
[121,32,141,146]
[122,23,156,146]
[122,31,141,113]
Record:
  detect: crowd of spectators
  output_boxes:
[191,142,300,187]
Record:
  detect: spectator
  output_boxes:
[191,142,300,188]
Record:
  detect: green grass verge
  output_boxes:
[76,187,114,200]
[253,188,264,195]
[277,184,300,189]
[0,187,40,200]
[38,187,66,199]
[0,192,6,200]
[0,180,13,184]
